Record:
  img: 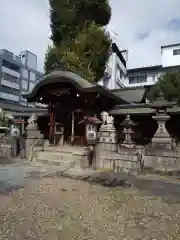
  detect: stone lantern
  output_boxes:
[150,91,175,149]
[120,114,137,145]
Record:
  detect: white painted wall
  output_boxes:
[116,43,180,88]
[125,71,161,87]
[98,51,126,89]
[21,80,29,90]
[115,64,126,88]
[21,68,28,79]
[26,51,37,70]
[162,44,180,67]
[29,82,35,91]
[20,51,37,70]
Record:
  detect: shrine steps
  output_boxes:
[32,145,91,169]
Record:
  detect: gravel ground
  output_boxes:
[0,176,180,240]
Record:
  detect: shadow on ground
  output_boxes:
[0,182,24,196]
[128,175,180,202]
[45,170,180,202]
[1,164,180,203]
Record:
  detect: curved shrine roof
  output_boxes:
[110,86,146,103]
[22,69,127,104]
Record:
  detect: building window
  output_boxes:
[129,77,136,84]
[21,68,28,79]
[29,71,36,81]
[173,49,180,55]
[137,75,147,83]
[2,60,20,72]
[129,75,147,84]
[152,74,156,82]
[22,80,28,90]
[2,72,19,84]
[29,82,35,91]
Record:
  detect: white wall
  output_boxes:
[98,51,126,89]
[26,52,37,70]
[162,45,180,67]
[123,71,161,87]
[29,82,35,91]
[115,64,126,88]
[21,68,28,79]
[20,51,37,70]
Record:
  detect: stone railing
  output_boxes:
[95,112,144,174]
[95,111,180,175]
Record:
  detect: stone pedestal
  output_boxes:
[152,112,171,149]
[95,114,117,169]
[145,92,180,173]
[98,126,116,149]
[25,115,44,158]
[94,113,141,173]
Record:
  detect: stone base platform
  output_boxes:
[95,144,142,174]
[144,147,180,173]
[32,145,91,169]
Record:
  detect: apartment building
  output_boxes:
[99,42,180,89]
[98,43,127,89]
[124,43,180,87]
[0,49,43,107]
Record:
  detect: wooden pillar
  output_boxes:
[71,111,75,144]
[49,104,55,144]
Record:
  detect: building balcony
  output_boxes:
[1,79,20,90]
[2,66,20,78]
[0,92,19,102]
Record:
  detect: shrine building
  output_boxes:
[22,69,180,146]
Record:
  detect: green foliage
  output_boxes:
[45,0,112,82]
[146,70,180,102]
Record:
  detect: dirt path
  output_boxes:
[0,176,180,240]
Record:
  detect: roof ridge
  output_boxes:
[53,66,99,86]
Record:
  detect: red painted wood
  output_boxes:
[49,104,55,144]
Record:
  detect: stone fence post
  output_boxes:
[25,114,44,159]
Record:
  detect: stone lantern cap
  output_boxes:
[150,91,175,109]
[120,114,137,128]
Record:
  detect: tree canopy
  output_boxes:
[146,70,180,102]
[44,0,112,82]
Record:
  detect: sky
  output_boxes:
[0,0,180,72]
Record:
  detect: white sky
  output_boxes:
[0,0,180,71]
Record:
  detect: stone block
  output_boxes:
[144,149,180,173]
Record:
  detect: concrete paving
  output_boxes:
[0,161,65,195]
[1,160,180,203]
